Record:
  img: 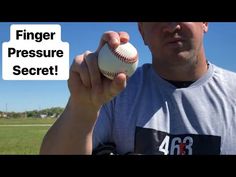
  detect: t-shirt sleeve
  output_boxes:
[92,101,114,150]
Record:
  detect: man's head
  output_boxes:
[138,22,208,68]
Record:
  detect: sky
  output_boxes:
[0,22,236,112]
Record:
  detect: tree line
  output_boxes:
[0,107,64,118]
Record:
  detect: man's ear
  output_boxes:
[138,22,147,45]
[203,22,208,33]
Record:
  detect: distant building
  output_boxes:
[50,114,57,118]
[0,113,8,118]
[40,114,47,118]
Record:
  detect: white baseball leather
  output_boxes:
[98,42,138,80]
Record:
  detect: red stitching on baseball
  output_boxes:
[100,69,118,78]
[108,44,138,64]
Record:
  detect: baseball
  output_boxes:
[98,42,139,80]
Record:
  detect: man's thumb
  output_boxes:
[109,73,127,97]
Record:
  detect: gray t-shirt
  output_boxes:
[93,63,236,155]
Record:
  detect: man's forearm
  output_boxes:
[40,98,100,154]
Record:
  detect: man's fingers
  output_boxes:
[71,53,91,88]
[95,31,120,52]
[118,31,130,43]
[69,31,130,104]
[84,52,102,90]
[107,73,127,99]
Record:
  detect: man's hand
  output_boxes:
[68,31,130,110]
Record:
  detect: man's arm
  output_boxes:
[40,31,129,154]
[40,97,100,154]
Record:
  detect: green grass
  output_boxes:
[0,118,56,154]
[0,118,56,125]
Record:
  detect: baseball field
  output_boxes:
[0,118,56,154]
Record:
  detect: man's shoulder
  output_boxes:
[211,64,236,96]
[132,63,152,76]
[116,63,153,98]
[128,63,152,83]
[213,64,236,80]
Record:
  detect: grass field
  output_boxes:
[0,118,56,154]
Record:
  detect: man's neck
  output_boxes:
[153,58,209,82]
[163,79,195,88]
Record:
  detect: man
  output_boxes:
[40,22,236,155]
